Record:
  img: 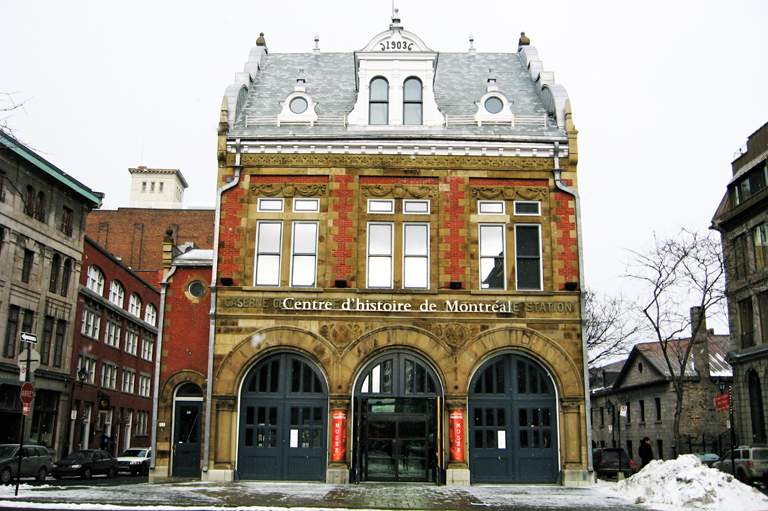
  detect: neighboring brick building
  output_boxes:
[711,121,768,447]
[154,15,589,486]
[0,131,102,457]
[591,309,732,463]
[85,207,214,283]
[70,237,159,456]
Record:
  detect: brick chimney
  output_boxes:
[691,306,711,379]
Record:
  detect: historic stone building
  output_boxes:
[712,121,768,447]
[153,14,588,486]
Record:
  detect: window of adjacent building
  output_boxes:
[122,369,136,394]
[403,223,429,289]
[40,316,54,365]
[478,201,505,215]
[639,400,645,422]
[105,319,121,348]
[254,221,283,286]
[144,304,157,326]
[139,374,151,398]
[34,192,46,222]
[293,198,319,212]
[24,186,35,216]
[81,307,101,339]
[516,225,543,291]
[188,280,206,298]
[480,224,506,290]
[403,200,430,214]
[102,362,117,390]
[655,397,661,421]
[136,410,149,435]
[77,355,96,385]
[60,206,74,236]
[600,407,604,426]
[21,248,34,283]
[49,254,61,294]
[150,182,155,192]
[257,198,284,212]
[369,77,389,125]
[367,222,394,288]
[733,234,749,280]
[368,199,395,214]
[3,306,20,358]
[733,161,768,205]
[514,201,541,216]
[159,182,164,193]
[403,77,423,125]
[86,265,105,295]
[53,320,65,367]
[759,293,768,345]
[625,402,631,423]
[141,181,147,193]
[125,326,139,356]
[61,258,72,297]
[128,293,142,317]
[657,439,663,460]
[754,223,768,271]
[109,281,125,308]
[290,222,318,287]
[141,333,154,362]
[740,298,755,348]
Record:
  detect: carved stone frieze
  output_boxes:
[330,398,351,411]
[215,396,236,411]
[320,323,364,346]
[470,186,549,201]
[250,183,327,197]
[361,184,437,199]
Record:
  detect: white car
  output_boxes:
[116,448,151,476]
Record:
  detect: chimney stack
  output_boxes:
[690,306,711,379]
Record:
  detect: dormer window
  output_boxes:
[369,77,389,125]
[484,96,503,114]
[403,77,422,125]
[289,97,308,114]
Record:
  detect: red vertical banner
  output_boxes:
[331,410,347,462]
[449,410,464,462]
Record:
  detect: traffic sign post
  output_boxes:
[15,332,36,497]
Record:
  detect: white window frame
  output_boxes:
[86,266,105,295]
[293,198,320,212]
[77,355,97,384]
[144,304,157,326]
[479,224,506,290]
[136,410,149,435]
[254,221,283,286]
[515,224,543,291]
[125,326,139,356]
[122,368,136,394]
[257,198,284,212]
[102,362,117,390]
[128,293,142,317]
[81,307,101,339]
[139,374,151,398]
[104,319,121,348]
[403,223,430,289]
[513,201,541,216]
[403,200,430,214]
[109,281,125,307]
[367,222,394,288]
[367,199,395,214]
[290,221,318,287]
[478,200,505,215]
[141,333,155,362]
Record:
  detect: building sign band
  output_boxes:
[449,411,464,462]
[331,411,347,462]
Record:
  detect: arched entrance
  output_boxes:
[468,353,559,483]
[353,351,443,483]
[172,383,203,477]
[237,352,328,481]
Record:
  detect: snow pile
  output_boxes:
[611,454,768,510]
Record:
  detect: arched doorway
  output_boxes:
[468,353,559,483]
[353,351,443,483]
[237,352,328,481]
[172,383,203,477]
[748,369,766,444]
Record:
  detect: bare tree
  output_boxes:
[626,228,726,450]
[585,289,640,367]
[1,92,30,136]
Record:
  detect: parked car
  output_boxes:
[0,444,52,484]
[713,446,768,485]
[52,449,118,479]
[593,447,637,479]
[117,448,151,476]
[692,452,720,468]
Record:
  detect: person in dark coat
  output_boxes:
[639,437,654,468]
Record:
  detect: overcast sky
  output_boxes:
[3,1,768,331]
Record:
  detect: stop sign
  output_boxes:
[20,382,34,404]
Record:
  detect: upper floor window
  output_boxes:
[61,207,74,236]
[109,281,125,307]
[86,265,105,295]
[49,254,61,293]
[21,249,34,283]
[293,198,320,212]
[60,258,72,297]
[24,186,35,216]
[368,199,395,214]
[515,225,543,291]
[403,223,429,289]
[367,222,394,288]
[740,298,755,349]
[254,221,283,286]
[257,198,284,212]
[144,304,157,326]
[479,224,505,290]
[290,222,318,287]
[478,201,505,215]
[734,234,749,280]
[403,77,423,125]
[369,77,389,125]
[34,192,46,222]
[754,224,768,271]
[514,201,541,216]
[128,293,142,317]
[733,162,768,206]
[77,355,96,385]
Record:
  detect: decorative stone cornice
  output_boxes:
[470,186,549,201]
[360,184,437,199]
[249,183,327,197]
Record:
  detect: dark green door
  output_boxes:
[172,401,202,477]
[238,353,327,481]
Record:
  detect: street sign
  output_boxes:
[18,364,26,382]
[619,405,628,417]
[20,382,34,404]
[22,403,31,416]
[20,332,37,344]
[715,393,730,412]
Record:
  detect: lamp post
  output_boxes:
[66,366,89,455]
[716,379,736,477]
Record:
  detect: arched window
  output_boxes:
[24,186,35,216]
[109,281,125,307]
[49,254,61,293]
[403,77,422,125]
[86,265,105,295]
[60,258,72,297]
[144,304,157,326]
[369,77,389,125]
[749,370,766,443]
[34,191,46,222]
[129,293,142,317]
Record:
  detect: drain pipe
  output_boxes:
[203,141,243,475]
[552,141,594,476]
[150,264,177,472]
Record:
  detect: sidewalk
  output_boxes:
[0,480,654,510]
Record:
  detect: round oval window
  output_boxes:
[189,281,206,298]
[484,97,503,114]
[290,97,308,114]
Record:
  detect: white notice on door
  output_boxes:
[498,430,506,449]
[290,429,299,448]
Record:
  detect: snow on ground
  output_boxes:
[606,454,768,511]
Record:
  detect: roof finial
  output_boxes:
[518,31,530,48]
[313,34,321,55]
[256,32,266,46]
[390,6,402,30]
[468,34,476,55]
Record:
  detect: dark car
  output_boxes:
[593,447,637,479]
[52,449,118,479]
[693,452,720,468]
[0,444,53,484]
